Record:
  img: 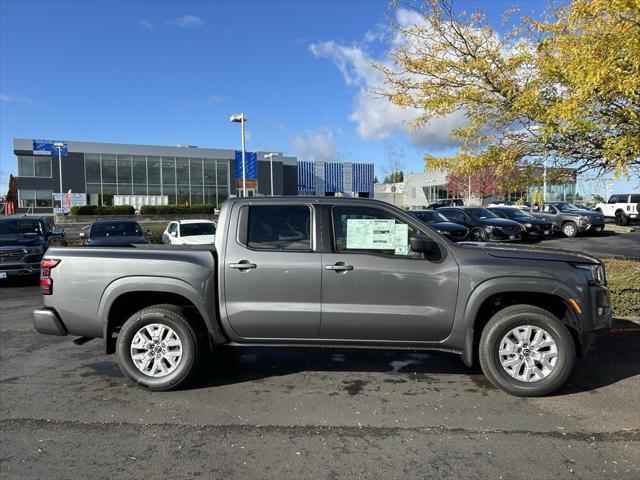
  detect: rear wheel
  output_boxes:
[470,227,488,242]
[561,221,578,237]
[479,305,575,397]
[115,304,205,390]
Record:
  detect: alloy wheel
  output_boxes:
[498,325,558,382]
[130,323,183,378]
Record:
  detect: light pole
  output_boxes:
[53,142,64,211]
[264,153,279,196]
[230,113,247,197]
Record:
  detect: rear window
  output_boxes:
[180,222,216,237]
[247,206,311,250]
[90,222,141,237]
[0,220,43,235]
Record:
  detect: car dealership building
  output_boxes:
[12,138,375,213]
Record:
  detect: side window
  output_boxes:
[542,204,556,213]
[630,195,640,203]
[440,209,464,223]
[608,196,618,204]
[247,206,311,251]
[168,223,177,235]
[492,210,506,219]
[332,206,422,258]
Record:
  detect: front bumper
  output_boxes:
[33,308,67,336]
[0,262,40,277]
[580,285,612,355]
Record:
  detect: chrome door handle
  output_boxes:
[325,263,353,272]
[230,261,257,270]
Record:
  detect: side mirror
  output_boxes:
[170,231,177,237]
[79,232,86,239]
[410,234,442,260]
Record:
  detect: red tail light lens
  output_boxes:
[40,259,60,295]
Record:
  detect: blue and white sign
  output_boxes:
[33,139,68,157]
[234,150,257,180]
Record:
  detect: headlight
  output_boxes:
[524,223,532,228]
[26,246,43,255]
[484,226,494,233]
[573,263,606,285]
[435,229,445,234]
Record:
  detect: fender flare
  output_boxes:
[98,276,226,352]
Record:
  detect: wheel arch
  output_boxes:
[99,276,226,354]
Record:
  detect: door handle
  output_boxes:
[325,263,353,272]
[230,261,257,270]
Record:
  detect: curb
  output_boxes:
[604,224,635,233]
[614,316,640,325]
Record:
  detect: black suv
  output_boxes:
[407,210,468,241]
[0,216,64,280]
[532,202,605,237]
[488,207,553,238]
[437,207,523,242]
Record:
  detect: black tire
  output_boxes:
[561,221,578,237]
[115,304,205,391]
[470,227,488,242]
[479,305,575,397]
[615,210,628,226]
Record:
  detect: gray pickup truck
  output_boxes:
[33,197,612,396]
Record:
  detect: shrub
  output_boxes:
[70,205,98,215]
[139,204,215,215]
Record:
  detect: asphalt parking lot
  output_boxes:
[0,283,638,479]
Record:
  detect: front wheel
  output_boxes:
[479,305,575,397]
[470,227,488,242]
[115,304,205,390]
[561,221,578,237]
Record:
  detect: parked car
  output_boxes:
[426,198,464,209]
[488,207,553,238]
[532,202,605,237]
[437,207,523,242]
[34,197,612,397]
[594,194,640,226]
[81,220,149,246]
[407,210,468,241]
[0,216,64,280]
[162,219,216,245]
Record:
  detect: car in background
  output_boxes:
[487,207,553,238]
[437,207,523,242]
[81,220,149,246]
[532,202,605,237]
[162,219,216,245]
[574,204,593,211]
[407,210,468,241]
[0,216,64,280]
[594,193,640,226]
[426,198,464,210]
[488,201,531,212]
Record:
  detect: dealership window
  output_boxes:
[85,154,101,183]
[17,156,52,177]
[18,189,53,207]
[101,154,117,183]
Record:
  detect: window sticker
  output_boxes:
[393,223,409,255]
[346,219,396,250]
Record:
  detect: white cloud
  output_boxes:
[140,20,155,30]
[166,15,205,28]
[0,93,34,104]
[309,9,467,149]
[206,94,228,105]
[291,127,338,162]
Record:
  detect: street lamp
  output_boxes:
[53,142,64,211]
[230,113,247,197]
[264,153,279,196]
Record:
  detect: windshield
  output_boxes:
[0,219,43,236]
[180,222,216,237]
[556,203,581,212]
[465,208,499,220]
[412,211,448,223]
[501,208,530,219]
[90,222,142,237]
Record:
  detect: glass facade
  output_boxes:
[422,184,459,204]
[84,154,230,206]
[18,189,53,207]
[17,156,52,177]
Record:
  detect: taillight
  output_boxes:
[40,259,60,295]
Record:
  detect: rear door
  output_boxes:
[223,204,321,339]
[319,205,459,342]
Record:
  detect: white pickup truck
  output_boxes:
[594,194,640,226]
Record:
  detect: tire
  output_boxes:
[615,210,628,226]
[479,305,575,397]
[470,227,488,242]
[115,304,205,391]
[561,221,578,237]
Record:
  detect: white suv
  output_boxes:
[595,194,640,225]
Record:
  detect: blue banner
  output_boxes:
[234,150,257,180]
[33,139,68,156]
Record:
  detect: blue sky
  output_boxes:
[0,0,636,198]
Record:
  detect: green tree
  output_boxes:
[379,0,640,182]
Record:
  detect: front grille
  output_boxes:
[0,248,27,263]
[498,225,520,235]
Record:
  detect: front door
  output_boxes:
[223,204,321,339]
[320,205,459,342]
[539,204,559,228]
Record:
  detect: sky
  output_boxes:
[0,0,636,198]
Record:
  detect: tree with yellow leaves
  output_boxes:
[379,0,640,183]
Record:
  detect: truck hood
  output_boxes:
[459,242,600,264]
[0,234,45,247]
